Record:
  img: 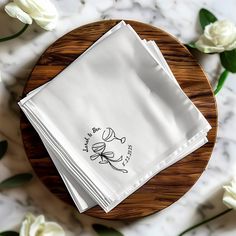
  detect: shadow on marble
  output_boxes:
[187,47,221,87]
[193,186,236,234]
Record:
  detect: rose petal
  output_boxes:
[14,0,58,30]
[204,23,214,42]
[20,213,65,236]
[20,218,30,236]
[197,20,236,52]
[223,177,236,210]
[225,39,236,51]
[29,215,45,236]
[31,13,58,30]
[223,191,236,210]
[195,35,225,53]
[20,213,35,236]
[223,180,236,195]
[42,222,65,236]
[5,2,32,25]
[14,0,57,14]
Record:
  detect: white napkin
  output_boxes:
[19,21,211,213]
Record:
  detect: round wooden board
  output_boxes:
[20,20,217,220]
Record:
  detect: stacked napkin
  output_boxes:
[19,21,211,213]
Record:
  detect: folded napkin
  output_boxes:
[19,21,211,213]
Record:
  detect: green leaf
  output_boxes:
[199,8,217,30]
[214,70,229,95]
[0,231,19,236]
[220,49,236,73]
[0,140,8,160]
[92,224,123,236]
[185,42,197,49]
[0,173,33,189]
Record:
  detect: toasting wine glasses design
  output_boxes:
[90,142,128,173]
[102,128,126,144]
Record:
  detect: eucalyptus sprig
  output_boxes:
[187,8,236,94]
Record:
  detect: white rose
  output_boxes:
[223,177,236,210]
[195,20,236,53]
[20,213,65,236]
[5,0,58,30]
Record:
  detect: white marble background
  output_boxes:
[0,0,236,235]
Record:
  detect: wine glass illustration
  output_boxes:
[90,142,128,173]
[102,128,126,144]
[91,142,106,155]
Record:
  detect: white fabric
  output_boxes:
[19,21,211,213]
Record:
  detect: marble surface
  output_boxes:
[0,0,236,235]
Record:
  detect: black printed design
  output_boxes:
[102,127,126,144]
[90,142,128,173]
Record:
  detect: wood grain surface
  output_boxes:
[20,20,217,220]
